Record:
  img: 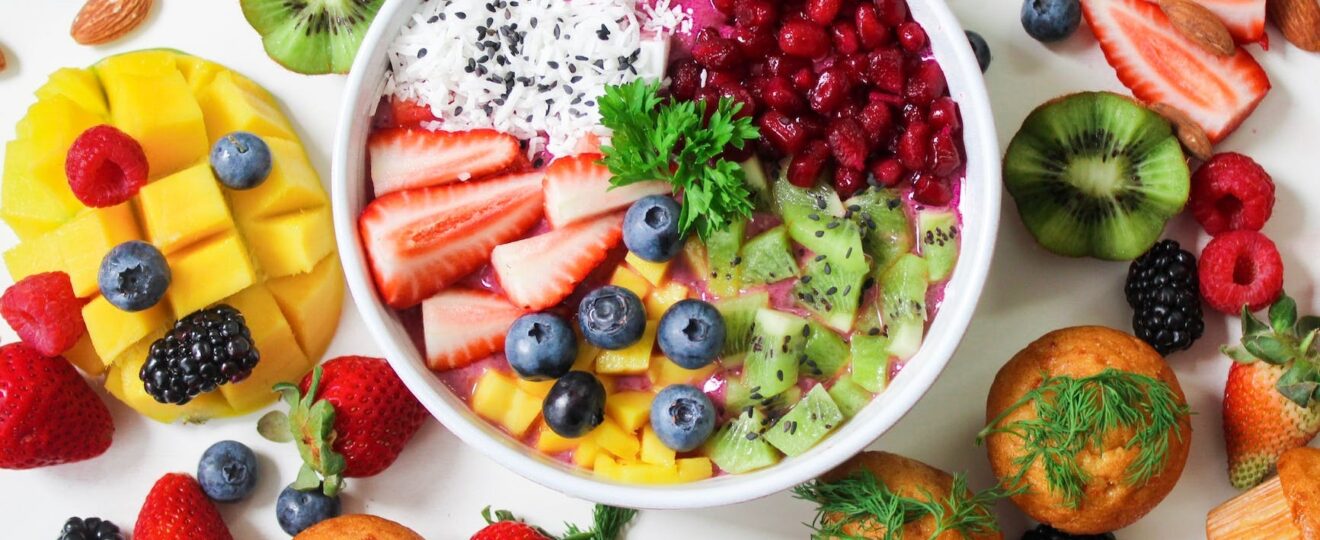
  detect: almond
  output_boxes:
[1153,102,1214,161]
[0,49,6,73]
[1159,0,1237,57]
[70,0,152,45]
[1269,0,1320,52]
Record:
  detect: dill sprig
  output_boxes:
[792,470,1012,540]
[975,368,1191,508]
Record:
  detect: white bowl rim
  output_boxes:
[332,0,1001,509]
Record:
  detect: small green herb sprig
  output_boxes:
[597,79,760,240]
[793,470,1012,540]
[975,368,1190,508]
[1222,292,1320,407]
[482,504,638,540]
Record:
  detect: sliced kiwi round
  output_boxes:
[240,0,383,75]
[1003,92,1190,261]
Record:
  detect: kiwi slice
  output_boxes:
[828,375,873,419]
[800,321,849,380]
[740,157,773,210]
[705,218,747,298]
[762,384,843,457]
[741,309,808,400]
[240,0,383,75]
[917,208,959,282]
[845,188,914,276]
[1003,92,1190,261]
[715,291,770,357]
[740,226,799,286]
[704,408,781,474]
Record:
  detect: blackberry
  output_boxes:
[1021,524,1115,540]
[139,305,260,405]
[1125,240,1204,356]
[59,517,123,540]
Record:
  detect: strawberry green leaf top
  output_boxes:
[1223,292,1320,407]
[261,366,348,497]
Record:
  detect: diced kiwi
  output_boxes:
[849,333,891,393]
[240,0,383,75]
[741,309,808,400]
[683,236,710,280]
[828,375,873,419]
[740,157,773,210]
[881,253,930,324]
[801,321,849,380]
[705,218,747,298]
[1002,92,1191,261]
[741,226,799,285]
[715,291,770,357]
[845,188,914,276]
[728,380,803,418]
[763,385,843,457]
[918,208,960,282]
[772,176,845,249]
[792,219,868,332]
[704,408,781,474]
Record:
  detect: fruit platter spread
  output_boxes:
[357,0,966,484]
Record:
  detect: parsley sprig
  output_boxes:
[793,470,1012,540]
[976,369,1191,508]
[597,79,760,240]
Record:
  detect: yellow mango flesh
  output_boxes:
[35,67,108,117]
[137,163,235,255]
[609,265,651,300]
[197,71,296,143]
[648,356,717,388]
[240,206,333,278]
[591,417,640,461]
[98,52,208,178]
[595,322,656,375]
[228,137,326,221]
[266,254,343,362]
[1,140,82,240]
[535,425,581,454]
[64,335,106,377]
[83,296,170,361]
[218,285,311,414]
[645,283,691,320]
[164,233,257,317]
[472,370,541,437]
[625,252,671,286]
[6,203,144,298]
[640,426,675,466]
[605,391,653,433]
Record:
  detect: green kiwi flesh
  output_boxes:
[917,208,959,282]
[704,408,781,474]
[715,291,770,357]
[762,384,843,457]
[845,188,914,277]
[740,226,799,286]
[705,217,747,298]
[240,0,383,75]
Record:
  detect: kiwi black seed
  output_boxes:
[240,0,384,75]
[1003,91,1190,261]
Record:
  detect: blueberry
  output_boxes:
[649,385,716,452]
[657,300,725,369]
[1021,0,1081,42]
[966,30,991,72]
[210,132,273,190]
[275,484,341,536]
[623,195,684,262]
[506,313,578,381]
[578,286,646,350]
[98,240,170,312]
[197,440,258,502]
[542,371,606,437]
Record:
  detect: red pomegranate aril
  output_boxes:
[859,101,895,143]
[765,54,809,77]
[855,4,890,50]
[898,120,929,171]
[807,0,844,25]
[912,173,952,206]
[869,90,905,107]
[808,67,852,114]
[838,53,870,82]
[905,59,946,106]
[928,126,962,176]
[722,143,755,163]
[712,0,736,15]
[792,67,817,92]
[763,76,805,114]
[827,117,869,170]
[735,0,779,29]
[798,113,827,140]
[778,20,830,58]
[902,103,925,126]
[695,86,722,122]
[788,140,832,187]
[867,48,906,94]
[833,101,863,122]
[927,97,961,131]
[693,28,743,71]
[709,70,743,90]
[897,22,927,52]
[670,59,703,100]
[732,25,777,57]
[870,158,905,187]
[834,166,867,198]
[831,22,862,54]
[874,0,908,27]
[719,83,759,118]
[759,111,810,155]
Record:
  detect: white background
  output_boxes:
[2,1,1319,538]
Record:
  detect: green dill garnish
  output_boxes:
[792,470,1012,540]
[975,368,1190,508]
[597,79,760,240]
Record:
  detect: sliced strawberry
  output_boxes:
[388,98,438,128]
[368,128,524,196]
[492,212,625,310]
[1081,0,1270,142]
[422,288,525,371]
[1194,0,1267,45]
[542,154,671,228]
[359,171,544,309]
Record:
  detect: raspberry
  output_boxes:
[64,125,149,208]
[1189,153,1275,236]
[1198,230,1284,314]
[0,272,86,357]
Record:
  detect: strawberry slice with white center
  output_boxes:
[359,171,544,309]
[368,128,524,196]
[1194,0,1266,44]
[1082,0,1270,143]
[542,153,671,228]
[492,212,625,310]
[422,288,525,371]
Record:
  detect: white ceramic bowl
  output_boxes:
[332,0,1000,509]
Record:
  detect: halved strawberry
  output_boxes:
[543,154,671,228]
[1195,0,1267,45]
[1082,0,1270,142]
[388,98,438,128]
[492,212,625,310]
[368,128,524,196]
[359,171,544,309]
[422,288,525,371]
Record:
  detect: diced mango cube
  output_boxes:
[535,424,581,454]
[35,67,108,117]
[606,391,654,433]
[56,203,143,297]
[176,57,279,111]
[618,461,682,484]
[648,356,717,387]
[97,49,178,76]
[218,285,311,414]
[591,417,640,461]
[99,54,208,178]
[640,426,675,466]
[197,71,297,143]
[165,233,257,316]
[266,254,344,361]
[596,322,656,375]
[609,265,651,299]
[3,225,65,284]
[626,252,671,286]
[472,370,540,437]
[105,331,236,424]
[83,296,170,361]
[593,455,622,480]
[645,283,691,320]
[572,340,599,372]
[677,457,714,482]
[64,335,106,376]
[16,94,104,151]
[573,439,602,469]
[240,207,333,278]
[2,139,82,240]
[137,163,235,254]
[517,378,556,399]
[228,137,326,220]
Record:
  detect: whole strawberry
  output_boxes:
[134,473,233,540]
[472,505,637,540]
[473,520,550,540]
[0,343,113,469]
[260,356,426,496]
[1221,293,1320,489]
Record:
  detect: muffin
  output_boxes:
[983,326,1192,534]
[293,514,423,540]
[807,451,1003,540]
[1208,447,1320,539]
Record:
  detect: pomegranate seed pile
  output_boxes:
[671,0,962,204]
